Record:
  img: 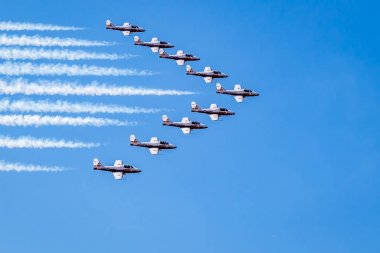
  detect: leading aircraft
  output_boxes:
[186,65,228,83]
[93,158,141,180]
[134,36,174,53]
[162,115,208,134]
[130,135,176,155]
[159,49,200,66]
[216,83,260,102]
[191,102,235,121]
[105,20,145,36]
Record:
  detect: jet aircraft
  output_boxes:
[216,83,259,102]
[186,65,228,83]
[105,20,145,36]
[134,36,174,53]
[129,135,176,155]
[162,115,207,134]
[159,49,200,65]
[191,102,235,121]
[93,158,141,180]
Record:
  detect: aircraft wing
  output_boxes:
[181,117,190,123]
[234,84,242,91]
[210,104,218,110]
[177,50,184,56]
[114,160,123,167]
[203,77,213,83]
[123,22,130,27]
[209,114,219,121]
[112,172,123,180]
[234,95,244,103]
[150,137,159,143]
[122,31,131,36]
[151,37,159,43]
[149,148,159,155]
[181,127,191,134]
[151,47,159,53]
[176,60,185,66]
[204,67,212,73]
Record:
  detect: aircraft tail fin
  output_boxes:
[93,158,102,168]
[159,48,168,56]
[134,35,141,44]
[162,115,171,123]
[130,134,139,144]
[186,65,193,73]
[106,20,113,28]
[191,101,200,110]
[216,83,225,91]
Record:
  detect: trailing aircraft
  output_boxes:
[93,158,141,180]
[191,101,235,121]
[105,20,145,36]
[186,65,228,83]
[216,83,259,102]
[134,36,174,53]
[159,49,200,65]
[162,115,207,134]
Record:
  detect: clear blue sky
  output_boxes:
[0,0,379,252]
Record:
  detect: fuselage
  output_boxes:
[191,108,235,116]
[163,121,207,129]
[106,25,145,33]
[130,142,177,149]
[160,54,200,62]
[94,165,141,173]
[187,71,228,78]
[217,90,259,97]
[135,41,174,49]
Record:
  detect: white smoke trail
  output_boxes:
[0,21,83,31]
[0,78,195,96]
[0,48,136,61]
[0,160,64,172]
[0,98,161,114]
[0,34,112,47]
[0,62,155,76]
[0,114,137,127]
[0,135,99,149]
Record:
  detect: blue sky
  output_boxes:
[0,0,379,252]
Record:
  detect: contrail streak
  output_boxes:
[0,135,99,149]
[0,21,83,31]
[0,48,136,61]
[0,34,112,47]
[0,78,195,96]
[0,114,137,127]
[0,62,155,76]
[0,98,161,114]
[0,160,64,172]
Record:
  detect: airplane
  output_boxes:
[105,20,145,36]
[134,36,174,53]
[216,83,259,102]
[129,135,176,155]
[162,115,208,134]
[93,158,141,180]
[186,65,228,83]
[191,101,235,121]
[159,49,200,66]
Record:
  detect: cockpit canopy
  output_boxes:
[191,121,200,125]
[131,25,139,28]
[160,41,168,44]
[160,141,169,145]
[244,89,253,92]
[213,71,221,74]
[185,54,194,57]
[124,165,133,168]
[219,108,228,111]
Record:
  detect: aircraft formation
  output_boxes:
[95,20,260,180]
